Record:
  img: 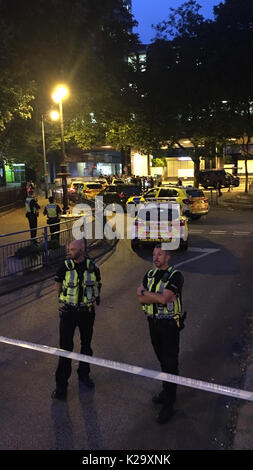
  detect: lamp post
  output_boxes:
[41,111,60,199]
[52,84,70,214]
[41,114,49,198]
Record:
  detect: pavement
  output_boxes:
[0,190,252,450]
[0,194,118,296]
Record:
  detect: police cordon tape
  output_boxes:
[0,335,253,402]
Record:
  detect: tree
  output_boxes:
[212,0,253,191]
[0,0,139,176]
[150,0,253,191]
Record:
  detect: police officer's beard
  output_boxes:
[73,249,83,261]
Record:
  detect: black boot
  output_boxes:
[78,375,95,389]
[152,391,166,405]
[51,387,67,400]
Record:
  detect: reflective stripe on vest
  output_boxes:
[25,197,32,213]
[143,267,182,324]
[46,204,57,218]
[59,258,99,307]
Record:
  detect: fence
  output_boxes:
[0,217,96,278]
[0,186,26,213]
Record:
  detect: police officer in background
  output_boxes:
[43,196,62,241]
[25,190,40,242]
[52,239,102,400]
[137,244,184,424]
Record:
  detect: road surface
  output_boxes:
[0,206,252,450]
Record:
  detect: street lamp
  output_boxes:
[52,84,70,214]
[41,114,49,198]
[41,110,60,198]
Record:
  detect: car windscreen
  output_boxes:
[116,185,142,195]
[73,183,84,189]
[86,184,102,189]
[186,189,205,197]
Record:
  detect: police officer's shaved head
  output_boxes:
[67,239,87,261]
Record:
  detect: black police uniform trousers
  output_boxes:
[47,217,60,241]
[148,317,180,406]
[55,304,95,390]
[26,214,38,240]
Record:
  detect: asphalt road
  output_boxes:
[0,206,252,450]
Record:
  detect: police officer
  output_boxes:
[25,190,40,242]
[137,244,184,424]
[43,196,62,241]
[52,239,102,400]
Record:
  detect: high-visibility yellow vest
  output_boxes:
[25,197,32,213]
[25,197,39,215]
[142,267,182,326]
[59,259,100,307]
[46,203,57,218]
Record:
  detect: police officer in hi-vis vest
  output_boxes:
[52,239,101,400]
[137,244,185,424]
[43,196,62,241]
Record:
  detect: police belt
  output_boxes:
[59,301,94,310]
[147,314,175,320]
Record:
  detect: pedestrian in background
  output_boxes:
[137,244,185,424]
[25,190,40,242]
[52,239,102,400]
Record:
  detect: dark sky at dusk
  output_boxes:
[132,0,223,43]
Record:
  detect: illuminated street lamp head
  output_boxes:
[50,110,60,121]
[52,84,69,103]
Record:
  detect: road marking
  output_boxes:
[174,247,220,268]
[233,231,251,236]
[0,335,252,402]
[209,230,227,234]
[190,229,252,236]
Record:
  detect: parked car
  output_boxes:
[131,203,189,251]
[111,178,125,185]
[68,181,86,194]
[99,184,142,209]
[225,172,240,187]
[198,169,240,189]
[81,182,103,200]
[94,179,108,190]
[132,185,190,214]
[184,187,209,219]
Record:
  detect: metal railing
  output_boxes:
[0,217,96,278]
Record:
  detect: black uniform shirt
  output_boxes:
[28,198,40,215]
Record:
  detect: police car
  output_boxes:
[126,185,189,215]
[131,202,189,251]
[184,186,209,219]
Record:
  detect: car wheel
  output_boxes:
[180,239,188,250]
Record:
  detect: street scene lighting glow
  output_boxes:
[50,110,60,121]
[52,85,69,103]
